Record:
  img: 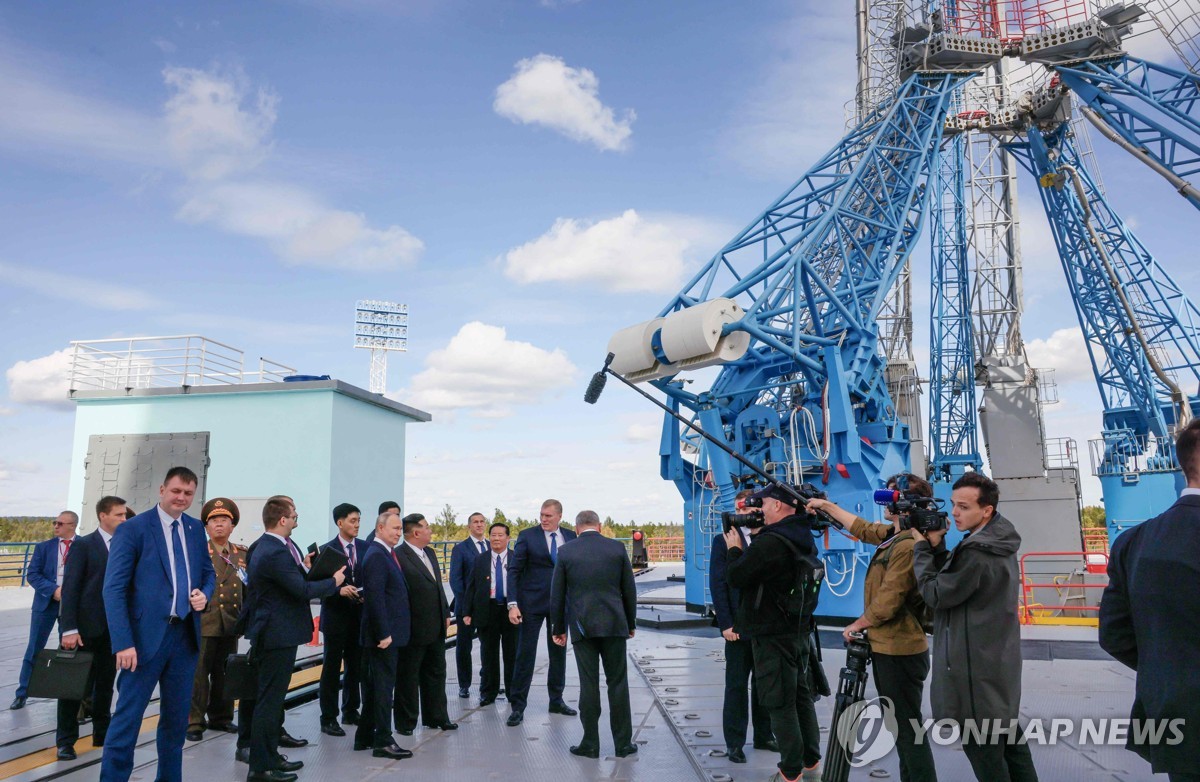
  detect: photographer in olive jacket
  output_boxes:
[724,485,822,782]
[910,472,1037,782]
[806,472,938,782]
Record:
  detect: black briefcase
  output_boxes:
[27,649,94,701]
[224,653,258,700]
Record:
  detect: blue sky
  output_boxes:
[1,1,1197,523]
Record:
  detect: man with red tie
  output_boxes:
[12,510,78,711]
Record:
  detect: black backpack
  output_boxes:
[774,535,825,621]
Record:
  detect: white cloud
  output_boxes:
[153,38,177,54]
[6,349,74,409]
[163,65,278,181]
[624,423,658,443]
[0,262,154,311]
[177,181,423,270]
[721,3,856,177]
[503,209,721,292]
[401,322,577,417]
[494,54,634,151]
[1026,327,1094,384]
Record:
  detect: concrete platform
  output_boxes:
[0,572,1164,782]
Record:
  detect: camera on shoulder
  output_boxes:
[873,487,949,533]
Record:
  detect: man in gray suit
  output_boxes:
[550,510,638,760]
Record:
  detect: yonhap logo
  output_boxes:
[836,696,898,767]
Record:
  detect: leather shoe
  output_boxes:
[458,687,470,699]
[320,721,345,737]
[235,747,251,764]
[372,743,413,760]
[353,742,370,751]
[727,747,747,763]
[549,702,578,716]
[506,711,524,727]
[753,738,780,752]
[341,710,359,725]
[275,756,303,772]
[186,729,204,742]
[615,743,638,758]
[9,697,26,710]
[210,722,238,733]
[246,771,297,782]
[397,727,413,736]
[478,697,496,707]
[56,746,77,761]
[569,744,600,759]
[278,731,308,748]
[424,721,457,730]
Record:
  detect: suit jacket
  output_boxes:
[550,531,637,642]
[509,526,576,616]
[245,534,338,651]
[463,548,511,630]
[449,536,487,609]
[396,542,449,646]
[319,536,367,633]
[27,537,64,614]
[61,530,110,639]
[709,531,747,635]
[359,542,412,648]
[1100,494,1200,773]
[103,508,216,659]
[201,541,247,637]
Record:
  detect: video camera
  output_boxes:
[872,487,949,534]
[721,482,839,534]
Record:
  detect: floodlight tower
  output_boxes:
[354,300,408,394]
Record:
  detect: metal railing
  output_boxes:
[427,535,688,582]
[1087,430,1179,477]
[1044,437,1079,471]
[1019,550,1108,626]
[0,543,40,586]
[69,335,297,392]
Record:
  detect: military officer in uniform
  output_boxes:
[187,498,247,742]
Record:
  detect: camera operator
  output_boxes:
[724,486,822,782]
[710,489,776,764]
[806,472,938,782]
[910,472,1037,782]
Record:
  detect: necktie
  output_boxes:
[420,548,436,578]
[549,532,558,564]
[347,541,356,571]
[494,554,505,603]
[171,521,189,618]
[61,539,72,565]
[392,549,402,569]
[477,540,486,554]
[286,539,302,566]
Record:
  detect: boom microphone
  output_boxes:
[583,371,607,404]
[583,352,617,405]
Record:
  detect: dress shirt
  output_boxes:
[98,527,113,551]
[469,535,487,554]
[56,536,76,586]
[404,540,436,578]
[490,550,509,600]
[1183,487,1200,497]
[338,534,358,570]
[544,527,563,555]
[157,505,192,616]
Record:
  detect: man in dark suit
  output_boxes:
[244,497,344,782]
[354,512,413,759]
[365,500,400,544]
[550,510,638,759]
[234,495,309,764]
[12,510,78,710]
[318,502,368,736]
[449,511,488,699]
[100,467,216,782]
[462,522,518,707]
[710,489,775,764]
[188,497,247,742]
[55,497,125,759]
[393,513,456,733]
[1101,418,1200,782]
[506,499,578,726]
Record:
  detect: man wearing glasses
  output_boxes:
[11,510,78,710]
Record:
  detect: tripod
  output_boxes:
[822,632,872,782]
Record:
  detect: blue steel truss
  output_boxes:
[1054,56,1200,210]
[928,132,983,481]
[652,71,975,616]
[1005,123,1200,447]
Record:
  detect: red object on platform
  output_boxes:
[836,463,850,479]
[307,617,320,646]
